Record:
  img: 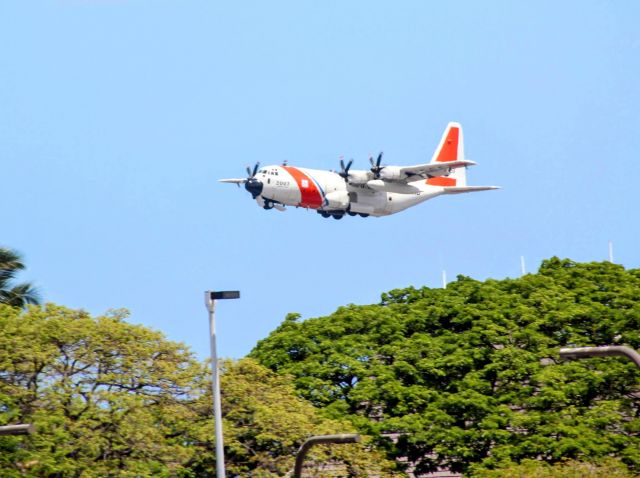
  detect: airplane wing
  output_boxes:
[397,159,476,180]
[218,178,247,184]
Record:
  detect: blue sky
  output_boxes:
[2,1,639,360]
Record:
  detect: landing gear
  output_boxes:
[263,200,274,210]
[317,210,343,219]
[317,209,368,219]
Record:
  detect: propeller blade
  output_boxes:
[338,158,354,181]
[252,162,260,177]
[346,159,353,172]
[246,166,252,177]
[369,152,384,179]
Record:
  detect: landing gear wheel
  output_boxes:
[358,213,369,218]
[263,201,274,210]
[332,214,344,220]
[320,211,331,218]
[347,211,357,216]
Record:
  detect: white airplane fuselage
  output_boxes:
[220,122,499,219]
[256,165,443,217]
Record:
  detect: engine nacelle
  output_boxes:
[379,166,403,181]
[324,190,349,209]
[346,170,370,185]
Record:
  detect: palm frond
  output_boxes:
[0,247,25,283]
[0,247,40,308]
[0,282,41,308]
[0,247,26,271]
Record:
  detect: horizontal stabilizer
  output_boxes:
[398,159,476,182]
[442,186,500,195]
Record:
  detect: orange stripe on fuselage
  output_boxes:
[435,126,459,163]
[283,166,324,208]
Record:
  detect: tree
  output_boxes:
[218,358,401,478]
[0,304,400,477]
[250,259,640,475]
[470,458,635,478]
[0,247,40,308]
[0,303,209,477]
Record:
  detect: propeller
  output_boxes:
[246,162,259,178]
[369,152,384,179]
[338,158,354,182]
[244,162,263,198]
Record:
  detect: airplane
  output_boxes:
[219,122,499,219]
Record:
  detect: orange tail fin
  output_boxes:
[427,122,466,186]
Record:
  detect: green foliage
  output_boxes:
[0,305,397,477]
[0,247,40,308]
[470,458,635,478]
[216,358,401,477]
[250,259,640,475]
[0,304,208,477]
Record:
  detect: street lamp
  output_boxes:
[0,424,34,436]
[292,434,361,478]
[204,290,240,478]
[559,345,640,369]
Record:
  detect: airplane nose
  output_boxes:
[244,178,264,198]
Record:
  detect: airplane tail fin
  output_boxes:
[425,122,500,194]
[427,122,467,187]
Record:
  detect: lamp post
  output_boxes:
[559,345,640,369]
[0,424,34,436]
[292,434,361,478]
[205,290,240,478]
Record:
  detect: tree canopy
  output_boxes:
[470,458,635,478]
[217,358,399,477]
[0,304,208,477]
[0,304,395,477]
[250,259,640,475]
[3,256,639,476]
